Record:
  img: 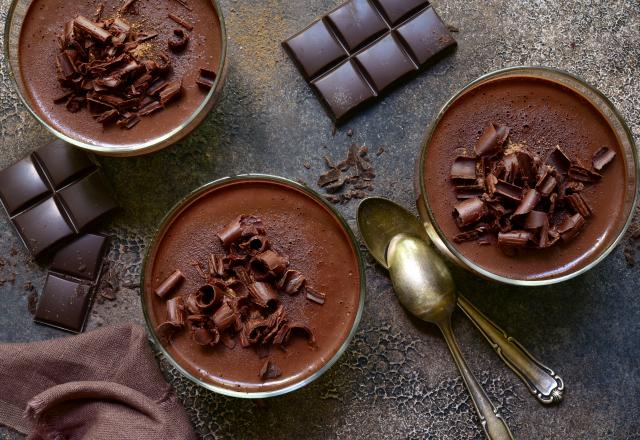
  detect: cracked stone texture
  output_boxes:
[1,0,639,439]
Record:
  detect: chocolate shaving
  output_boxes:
[566,193,593,218]
[168,29,189,52]
[196,68,217,90]
[154,269,184,298]
[475,123,510,156]
[74,16,111,43]
[536,167,557,196]
[159,80,183,105]
[512,189,541,217]
[168,13,194,31]
[306,287,326,305]
[258,359,282,380]
[248,282,279,308]
[453,197,487,227]
[250,250,288,280]
[454,184,485,200]
[592,147,616,171]
[493,179,523,201]
[498,230,532,247]
[568,164,601,183]
[277,270,306,295]
[524,211,548,230]
[450,156,477,181]
[557,213,586,241]
[546,147,572,175]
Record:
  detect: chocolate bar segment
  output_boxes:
[355,33,417,91]
[0,157,50,215]
[312,60,376,121]
[283,2,456,122]
[33,139,96,189]
[57,171,118,231]
[372,0,429,25]
[327,0,387,51]
[13,198,75,256]
[50,233,109,281]
[395,7,456,65]
[34,273,94,333]
[283,20,347,80]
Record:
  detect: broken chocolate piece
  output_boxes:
[450,156,477,181]
[453,197,487,228]
[546,147,572,175]
[557,213,586,241]
[277,270,306,295]
[196,68,217,90]
[250,250,288,279]
[475,123,509,156]
[592,147,616,171]
[259,359,282,380]
[159,80,183,105]
[524,211,548,230]
[154,269,184,298]
[498,230,532,247]
[455,183,485,200]
[512,189,541,217]
[536,167,557,196]
[566,193,593,218]
[493,179,523,202]
[306,287,326,305]
[568,164,601,183]
[74,16,111,43]
[248,281,278,308]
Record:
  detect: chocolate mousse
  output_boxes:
[423,75,628,280]
[143,179,362,393]
[18,0,223,147]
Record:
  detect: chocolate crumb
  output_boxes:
[303,161,311,169]
[168,28,190,52]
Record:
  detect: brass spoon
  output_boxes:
[357,197,564,404]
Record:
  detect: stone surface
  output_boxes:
[1,0,639,439]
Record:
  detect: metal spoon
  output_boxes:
[357,197,564,404]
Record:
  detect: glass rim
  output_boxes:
[140,174,367,398]
[3,0,228,156]
[418,65,639,287]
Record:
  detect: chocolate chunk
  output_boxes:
[493,179,523,202]
[568,164,601,183]
[318,167,342,187]
[283,2,454,122]
[95,109,119,124]
[453,197,487,228]
[168,13,194,31]
[557,213,586,241]
[566,193,593,218]
[497,230,532,247]
[34,273,94,333]
[546,146,572,175]
[306,286,326,305]
[196,68,217,90]
[450,156,477,181]
[523,211,548,230]
[0,157,50,215]
[139,100,163,116]
[159,80,183,105]
[512,189,541,217]
[50,233,109,281]
[454,183,485,200]
[154,269,184,298]
[168,29,189,52]
[592,147,616,171]
[74,16,111,43]
[474,123,510,157]
[535,167,557,196]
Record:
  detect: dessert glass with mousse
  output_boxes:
[142,175,365,397]
[4,0,227,156]
[418,67,638,285]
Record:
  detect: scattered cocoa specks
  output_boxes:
[303,160,311,169]
[317,143,377,204]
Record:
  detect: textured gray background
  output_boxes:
[1,0,639,439]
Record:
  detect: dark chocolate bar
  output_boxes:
[0,139,118,257]
[283,0,456,122]
[34,272,95,333]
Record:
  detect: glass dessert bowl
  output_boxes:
[141,175,366,398]
[417,66,638,286]
[4,0,227,156]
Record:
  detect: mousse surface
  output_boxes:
[144,179,361,392]
[18,0,222,147]
[424,75,627,280]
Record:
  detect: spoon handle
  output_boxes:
[439,319,515,440]
[457,294,564,405]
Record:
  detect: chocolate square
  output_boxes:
[327,0,388,51]
[283,20,347,80]
[311,60,376,121]
[372,0,430,24]
[57,171,118,231]
[12,198,75,256]
[395,7,456,65]
[50,233,109,281]
[34,139,96,189]
[34,273,93,333]
[0,157,50,215]
[355,34,417,92]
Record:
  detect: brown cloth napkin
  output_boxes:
[0,324,196,440]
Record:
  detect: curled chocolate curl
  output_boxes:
[277,270,306,295]
[192,326,220,346]
[493,179,523,201]
[453,197,487,228]
[216,216,244,246]
[212,302,235,331]
[196,68,217,90]
[195,284,224,309]
[566,193,593,218]
[208,254,227,277]
[450,156,477,181]
[523,211,548,230]
[248,281,278,308]
[454,183,485,200]
[498,230,532,247]
[557,213,586,242]
[168,28,189,52]
[536,167,557,196]
[155,321,182,344]
[592,147,616,171]
[306,287,326,305]
[546,147,572,175]
[154,269,184,298]
[474,123,510,156]
[259,359,282,380]
[74,16,111,43]
[512,189,541,218]
[166,297,185,326]
[250,250,289,279]
[568,164,601,183]
[274,323,316,347]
